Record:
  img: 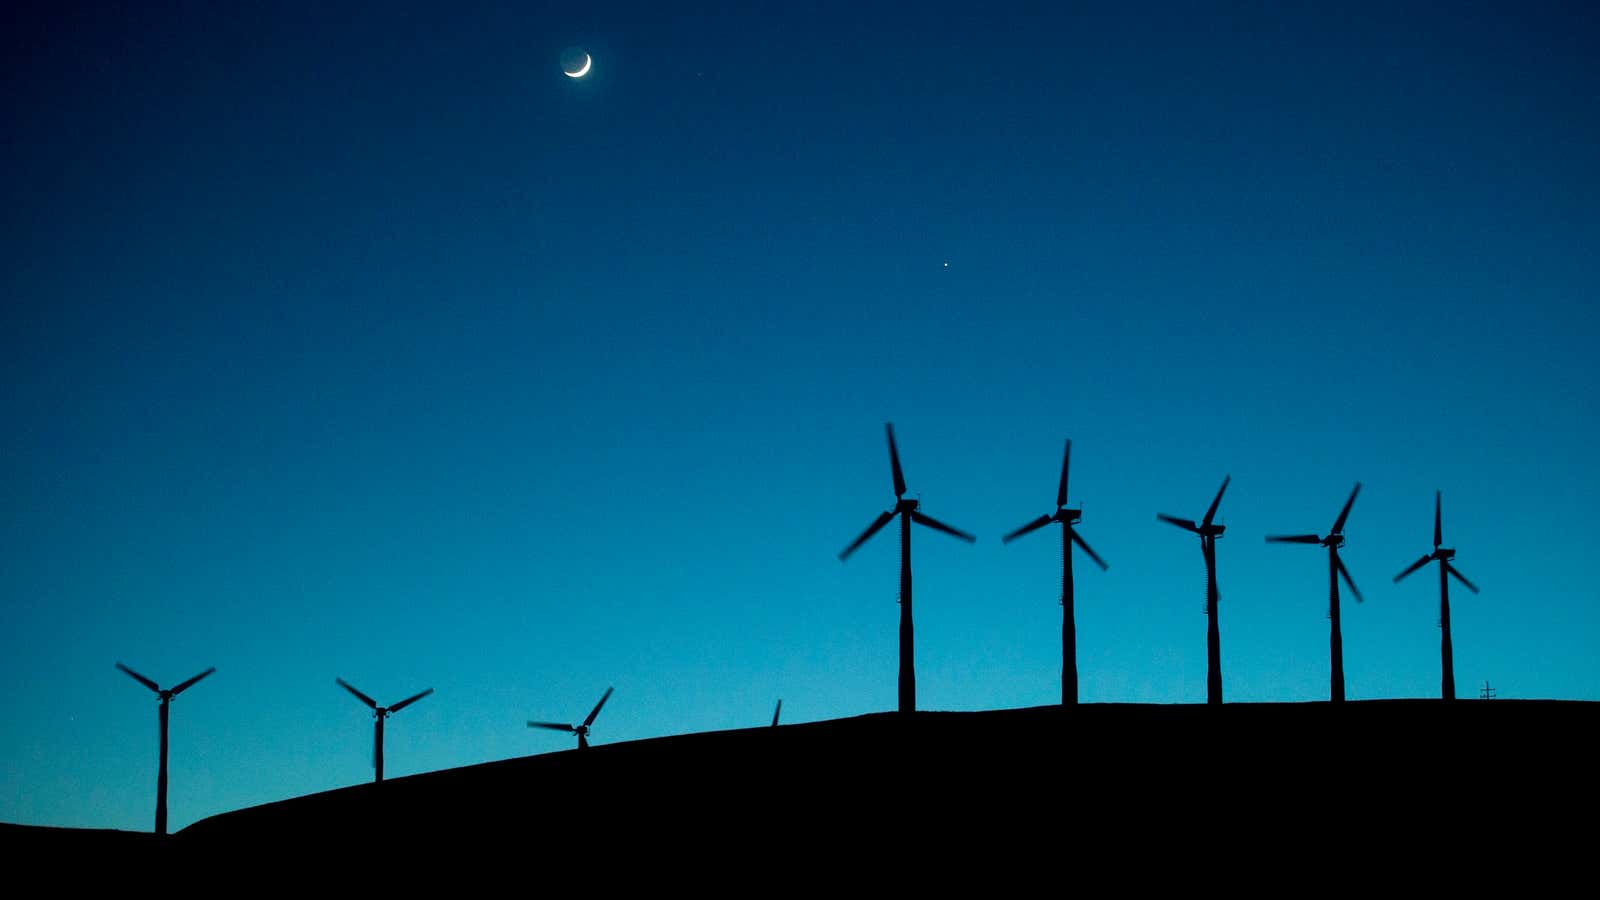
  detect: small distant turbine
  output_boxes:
[529,686,614,750]
[771,699,783,728]
[1266,483,1365,703]
[1393,491,1480,700]
[116,662,215,835]
[337,679,433,783]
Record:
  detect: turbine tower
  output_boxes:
[1393,491,1480,700]
[529,686,614,749]
[838,423,976,714]
[1157,476,1231,705]
[771,699,783,727]
[337,679,433,783]
[1266,483,1365,702]
[115,662,215,835]
[1002,439,1108,706]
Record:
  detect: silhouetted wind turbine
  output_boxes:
[1393,491,1480,700]
[1157,476,1231,705]
[337,679,433,783]
[529,686,614,750]
[115,662,215,835]
[1002,439,1108,706]
[838,423,976,714]
[1266,483,1364,703]
[771,699,783,727]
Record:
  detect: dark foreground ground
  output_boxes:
[7,700,1595,878]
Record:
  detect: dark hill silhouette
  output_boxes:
[0,822,166,854]
[165,700,1593,861]
[7,701,1593,878]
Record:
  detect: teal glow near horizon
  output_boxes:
[3,1,1597,831]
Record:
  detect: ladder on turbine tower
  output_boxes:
[1480,681,1497,700]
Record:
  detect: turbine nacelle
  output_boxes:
[1395,491,1476,594]
[1000,441,1107,573]
[1158,475,1231,540]
[839,425,975,561]
[529,686,613,748]
[1158,516,1226,538]
[1266,484,1360,552]
[1265,480,1366,613]
[336,680,433,719]
[117,663,216,705]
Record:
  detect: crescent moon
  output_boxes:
[564,54,591,78]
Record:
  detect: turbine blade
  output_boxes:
[388,687,433,713]
[1266,534,1323,544]
[1393,554,1432,583]
[1001,515,1053,544]
[1057,439,1072,508]
[169,666,216,697]
[1202,475,1231,527]
[528,721,576,732]
[1157,513,1199,533]
[584,686,614,727]
[771,699,782,727]
[1071,529,1108,571]
[1336,553,1364,603]
[886,423,906,499]
[839,511,895,561]
[910,510,976,543]
[115,662,160,694]
[1445,563,1479,594]
[337,678,378,709]
[1330,482,1361,535]
[1434,491,1443,549]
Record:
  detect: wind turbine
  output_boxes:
[1266,483,1364,702]
[1001,439,1108,706]
[115,662,215,835]
[1393,491,1479,700]
[1157,475,1231,705]
[529,686,614,750]
[337,679,433,783]
[838,423,976,714]
[771,699,783,727]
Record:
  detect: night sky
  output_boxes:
[4,1,1597,831]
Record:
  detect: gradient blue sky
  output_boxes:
[4,1,1597,831]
